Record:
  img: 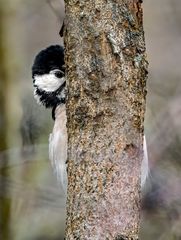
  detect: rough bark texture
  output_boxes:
[64,0,148,239]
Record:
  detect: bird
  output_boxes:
[32,45,148,192]
[32,45,67,192]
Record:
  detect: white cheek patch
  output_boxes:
[34,73,65,92]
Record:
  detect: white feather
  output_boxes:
[141,135,149,187]
[57,88,66,100]
[34,74,65,92]
[49,105,67,193]
[33,88,41,105]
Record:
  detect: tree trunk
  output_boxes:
[64,0,148,239]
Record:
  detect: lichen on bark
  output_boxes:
[64,0,148,239]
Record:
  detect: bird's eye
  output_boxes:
[50,69,64,78]
[55,71,64,78]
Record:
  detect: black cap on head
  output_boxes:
[32,45,65,77]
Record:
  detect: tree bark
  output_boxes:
[64,0,148,239]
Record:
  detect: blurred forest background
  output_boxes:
[0,0,180,239]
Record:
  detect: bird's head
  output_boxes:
[32,45,66,109]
